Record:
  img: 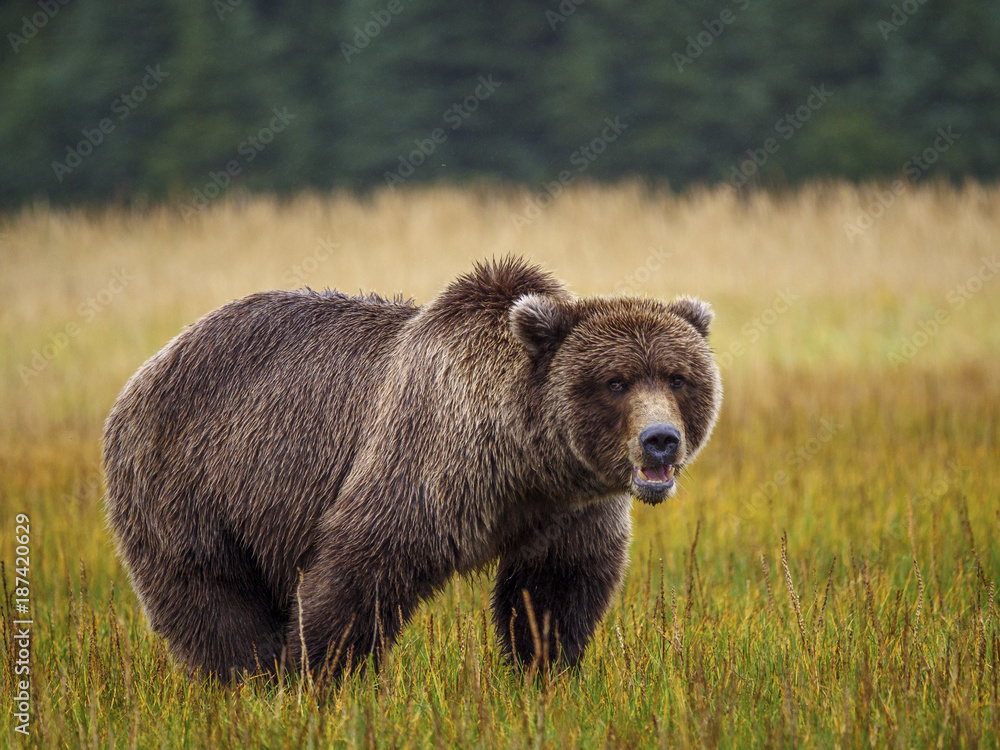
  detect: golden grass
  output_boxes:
[1,182,998,748]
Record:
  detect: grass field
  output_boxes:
[1,182,998,748]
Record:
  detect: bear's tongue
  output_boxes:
[639,465,674,483]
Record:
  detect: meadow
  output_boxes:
[1,182,998,748]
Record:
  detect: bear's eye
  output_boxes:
[668,374,686,390]
[608,378,626,393]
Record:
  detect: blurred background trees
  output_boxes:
[1,0,997,207]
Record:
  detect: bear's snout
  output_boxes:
[629,420,685,504]
[639,423,680,464]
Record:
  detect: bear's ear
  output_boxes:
[667,296,714,338]
[509,293,577,359]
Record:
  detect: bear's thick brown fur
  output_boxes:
[103,257,721,679]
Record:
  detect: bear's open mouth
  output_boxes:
[632,464,675,488]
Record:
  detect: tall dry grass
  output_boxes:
[1,182,998,748]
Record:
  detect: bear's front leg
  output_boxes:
[492,495,632,668]
[287,519,431,679]
[287,556,394,679]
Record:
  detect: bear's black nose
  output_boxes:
[640,423,680,462]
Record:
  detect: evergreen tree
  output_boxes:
[0,0,996,206]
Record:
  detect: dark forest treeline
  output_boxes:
[1,0,997,207]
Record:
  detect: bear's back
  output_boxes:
[103,289,419,600]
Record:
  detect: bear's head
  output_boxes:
[510,293,721,505]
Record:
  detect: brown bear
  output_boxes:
[102,257,721,680]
